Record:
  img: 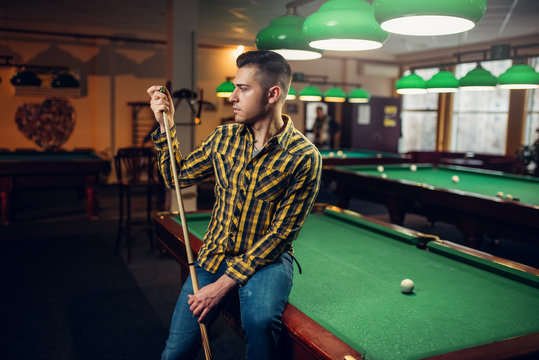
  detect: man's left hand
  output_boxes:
[188,274,237,323]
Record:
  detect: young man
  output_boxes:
[147,50,322,360]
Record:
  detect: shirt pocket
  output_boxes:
[254,167,289,202]
[213,151,234,189]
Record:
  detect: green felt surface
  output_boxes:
[0,151,100,161]
[173,212,539,360]
[338,164,539,206]
[319,148,402,159]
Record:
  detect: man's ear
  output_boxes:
[267,85,281,104]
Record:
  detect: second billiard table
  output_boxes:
[153,205,539,360]
[325,163,539,248]
[318,148,410,166]
[0,149,110,224]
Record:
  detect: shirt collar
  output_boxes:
[235,114,294,151]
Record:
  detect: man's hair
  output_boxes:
[236,50,291,101]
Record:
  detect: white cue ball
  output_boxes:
[451,175,459,183]
[400,279,414,294]
[328,152,335,158]
[496,191,504,198]
[410,164,417,171]
[337,150,344,156]
[505,194,513,200]
[377,165,384,173]
[381,173,387,179]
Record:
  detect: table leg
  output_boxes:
[460,217,483,249]
[85,175,98,220]
[0,177,13,225]
[386,196,407,225]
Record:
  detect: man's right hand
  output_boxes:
[147,85,174,133]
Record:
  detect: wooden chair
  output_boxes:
[114,147,158,262]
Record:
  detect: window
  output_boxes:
[451,60,511,154]
[524,57,539,146]
[399,68,439,152]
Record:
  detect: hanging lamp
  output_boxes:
[324,87,347,102]
[299,85,322,101]
[426,71,459,93]
[287,86,297,100]
[459,64,497,91]
[348,88,370,103]
[373,0,487,36]
[216,80,235,97]
[396,73,427,94]
[303,0,389,51]
[498,64,539,89]
[256,7,323,60]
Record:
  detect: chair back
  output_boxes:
[114,147,156,185]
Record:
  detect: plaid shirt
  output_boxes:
[152,115,321,285]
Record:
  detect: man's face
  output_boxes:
[229,65,270,125]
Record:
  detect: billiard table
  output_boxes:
[319,148,410,166]
[325,164,539,248]
[153,204,539,360]
[0,149,110,224]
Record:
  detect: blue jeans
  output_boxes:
[162,253,294,360]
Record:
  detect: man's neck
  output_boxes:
[250,111,286,150]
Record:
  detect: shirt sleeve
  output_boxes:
[225,149,322,285]
[151,125,216,189]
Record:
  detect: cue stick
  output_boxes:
[159,86,212,360]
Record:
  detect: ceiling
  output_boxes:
[1,0,539,58]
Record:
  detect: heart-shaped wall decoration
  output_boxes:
[15,98,76,150]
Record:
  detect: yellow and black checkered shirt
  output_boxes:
[152,115,322,285]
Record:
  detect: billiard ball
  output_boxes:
[342,154,347,158]
[381,173,387,179]
[400,279,414,294]
[377,165,384,173]
[505,194,513,200]
[337,150,344,156]
[496,191,504,198]
[410,164,417,171]
[328,152,335,158]
[451,175,459,183]
[376,153,382,158]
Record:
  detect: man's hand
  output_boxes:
[147,85,174,133]
[188,275,237,323]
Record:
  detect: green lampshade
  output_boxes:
[459,65,497,91]
[373,0,487,36]
[299,85,322,101]
[256,14,323,60]
[498,64,539,89]
[216,80,235,97]
[426,71,459,93]
[324,87,347,102]
[287,86,297,100]
[396,73,427,94]
[303,0,389,51]
[348,88,371,103]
